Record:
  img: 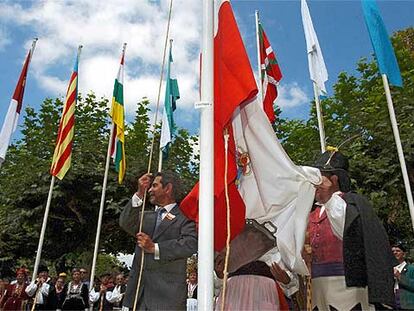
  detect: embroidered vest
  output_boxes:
[308,207,344,278]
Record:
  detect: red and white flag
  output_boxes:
[258,22,282,123]
[0,50,33,165]
[180,0,257,251]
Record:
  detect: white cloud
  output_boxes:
[0,27,11,50]
[276,82,309,109]
[2,0,202,123]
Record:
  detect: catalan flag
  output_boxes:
[50,47,81,179]
[110,45,126,183]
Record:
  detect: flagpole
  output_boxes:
[381,74,414,229]
[32,175,55,280]
[158,136,163,172]
[32,45,82,280]
[198,0,214,309]
[89,43,126,295]
[89,123,115,293]
[255,10,263,104]
[312,82,326,153]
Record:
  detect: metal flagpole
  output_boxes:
[197,0,214,309]
[158,138,163,172]
[89,124,115,290]
[255,10,263,104]
[312,82,326,153]
[381,74,414,229]
[32,175,55,280]
[33,41,80,281]
[90,42,126,298]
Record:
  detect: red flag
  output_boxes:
[0,51,32,163]
[259,22,282,123]
[180,0,257,251]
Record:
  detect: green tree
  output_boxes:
[0,94,198,276]
[280,27,414,244]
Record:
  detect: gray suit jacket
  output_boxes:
[119,200,197,310]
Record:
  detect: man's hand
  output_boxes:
[315,175,335,204]
[136,232,155,253]
[270,262,291,284]
[394,267,401,280]
[136,173,153,199]
[99,284,107,294]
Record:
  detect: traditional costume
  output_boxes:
[308,150,395,310]
[61,281,89,310]
[0,269,29,311]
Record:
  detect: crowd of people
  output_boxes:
[2,150,414,311]
[0,267,127,311]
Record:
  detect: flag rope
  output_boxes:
[132,0,174,309]
[220,128,231,311]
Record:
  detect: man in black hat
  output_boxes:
[307,150,395,310]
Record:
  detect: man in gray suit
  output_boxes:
[119,171,197,310]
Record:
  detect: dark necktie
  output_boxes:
[155,207,166,230]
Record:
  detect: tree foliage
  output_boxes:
[281,27,414,244]
[1,27,413,277]
[0,95,198,277]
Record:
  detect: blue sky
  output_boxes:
[0,0,413,141]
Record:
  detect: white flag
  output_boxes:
[301,0,328,95]
[232,97,321,275]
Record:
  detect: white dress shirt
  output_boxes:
[132,193,176,260]
[316,191,346,239]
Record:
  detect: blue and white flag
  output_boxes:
[362,0,402,87]
[160,43,180,159]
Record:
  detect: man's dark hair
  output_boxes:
[156,171,183,202]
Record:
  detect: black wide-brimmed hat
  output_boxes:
[314,148,349,173]
[314,148,351,192]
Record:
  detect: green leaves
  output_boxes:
[0,94,198,276]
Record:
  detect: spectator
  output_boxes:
[393,243,414,309]
[61,268,89,310]
[0,268,29,310]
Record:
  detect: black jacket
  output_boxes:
[342,192,395,307]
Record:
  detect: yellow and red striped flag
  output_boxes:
[50,47,82,179]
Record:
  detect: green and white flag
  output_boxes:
[160,43,180,159]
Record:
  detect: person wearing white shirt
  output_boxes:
[392,243,414,309]
[25,267,51,310]
[119,171,197,310]
[307,150,395,310]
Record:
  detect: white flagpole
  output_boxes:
[158,139,163,172]
[255,10,263,104]
[89,123,115,291]
[89,43,127,292]
[32,175,55,280]
[381,74,414,229]
[32,43,82,280]
[198,0,214,309]
[313,82,326,153]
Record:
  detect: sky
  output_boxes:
[0,0,413,140]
